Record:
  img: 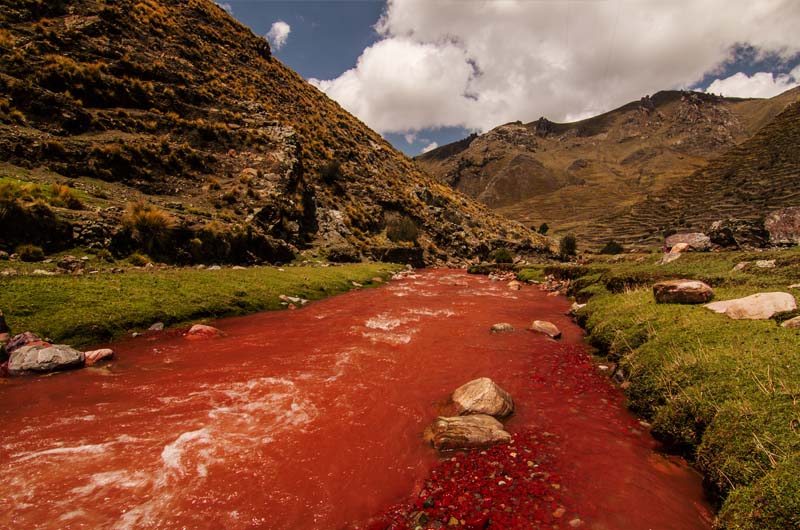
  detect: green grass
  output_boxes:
[0,262,401,347]
[518,249,800,529]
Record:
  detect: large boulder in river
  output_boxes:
[490,322,514,334]
[665,233,711,252]
[765,206,800,246]
[706,219,769,249]
[185,324,223,339]
[530,320,562,339]
[705,292,797,320]
[452,377,514,418]
[426,414,512,451]
[653,280,714,304]
[8,344,85,375]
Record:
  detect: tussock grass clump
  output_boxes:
[122,200,174,251]
[15,243,44,262]
[386,213,419,243]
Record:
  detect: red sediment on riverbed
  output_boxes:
[0,270,712,529]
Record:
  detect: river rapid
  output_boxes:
[0,269,712,529]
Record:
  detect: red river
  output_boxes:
[0,269,713,529]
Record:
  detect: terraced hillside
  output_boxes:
[594,99,800,248]
[417,88,799,248]
[0,0,550,266]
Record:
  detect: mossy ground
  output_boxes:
[519,249,800,529]
[0,261,401,347]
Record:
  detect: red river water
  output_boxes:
[0,269,713,529]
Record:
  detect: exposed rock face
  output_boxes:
[84,349,114,366]
[705,293,797,320]
[665,233,711,252]
[452,377,514,418]
[765,206,800,246]
[490,323,514,334]
[185,324,223,339]
[8,344,85,375]
[426,415,512,451]
[653,280,714,304]
[530,320,562,339]
[707,219,770,249]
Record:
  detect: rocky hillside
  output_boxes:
[417,88,799,248]
[0,0,550,266]
[593,99,800,248]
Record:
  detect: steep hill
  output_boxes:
[594,98,800,247]
[417,88,800,248]
[0,0,549,266]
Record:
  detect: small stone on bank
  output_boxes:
[781,316,800,329]
[149,322,165,331]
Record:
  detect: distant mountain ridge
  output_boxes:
[0,0,550,265]
[417,87,800,248]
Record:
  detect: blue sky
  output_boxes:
[218,1,800,157]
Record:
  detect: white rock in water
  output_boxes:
[452,377,514,418]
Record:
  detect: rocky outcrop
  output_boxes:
[530,320,562,339]
[490,323,514,334]
[705,292,797,320]
[707,219,770,249]
[665,233,711,252]
[653,280,714,304]
[452,377,514,418]
[8,344,85,375]
[426,415,512,451]
[84,349,114,366]
[765,206,800,246]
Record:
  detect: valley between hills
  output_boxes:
[1,2,800,530]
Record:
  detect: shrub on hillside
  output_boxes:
[600,240,624,255]
[559,234,577,259]
[128,252,149,266]
[16,243,44,262]
[320,160,342,185]
[386,213,419,243]
[538,222,549,235]
[122,201,174,255]
[489,248,514,263]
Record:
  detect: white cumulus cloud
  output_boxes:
[706,66,800,98]
[310,0,800,135]
[266,21,291,50]
[421,141,438,154]
[214,2,233,15]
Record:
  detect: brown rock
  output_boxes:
[185,324,223,339]
[653,279,714,304]
[665,232,711,252]
[426,414,512,451]
[6,331,43,353]
[507,280,522,291]
[530,320,561,339]
[705,292,797,320]
[452,377,514,417]
[84,349,114,366]
[764,206,800,246]
[781,316,800,329]
[490,322,514,334]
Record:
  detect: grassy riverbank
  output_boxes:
[0,262,402,347]
[520,249,800,529]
